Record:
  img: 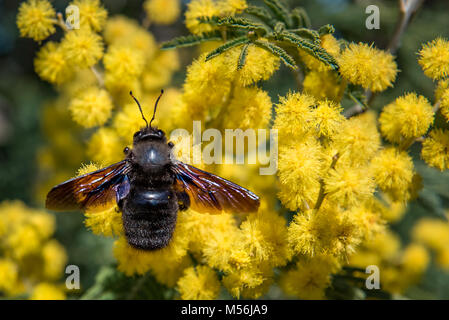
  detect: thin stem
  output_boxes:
[91,65,104,87]
[387,0,425,54]
[54,13,69,32]
[315,153,339,210]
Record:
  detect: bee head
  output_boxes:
[133,126,166,143]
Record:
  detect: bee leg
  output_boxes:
[176,191,190,211]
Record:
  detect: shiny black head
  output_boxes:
[127,91,174,172]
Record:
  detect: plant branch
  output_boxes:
[387,0,425,54]
[315,153,339,210]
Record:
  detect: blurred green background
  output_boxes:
[1,0,449,298]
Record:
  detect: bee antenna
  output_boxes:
[130,91,148,128]
[149,89,164,128]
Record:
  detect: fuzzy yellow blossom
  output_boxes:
[288,207,362,258]
[371,147,414,201]
[17,0,56,41]
[225,44,280,86]
[182,54,232,118]
[61,29,104,68]
[69,87,113,128]
[379,93,434,144]
[84,206,124,237]
[30,283,66,300]
[277,138,323,211]
[352,229,401,267]
[412,218,449,252]
[418,38,449,80]
[77,162,102,176]
[87,128,123,165]
[42,240,68,280]
[311,100,345,138]
[142,52,179,91]
[222,264,273,299]
[144,0,180,25]
[332,114,381,165]
[71,0,108,32]
[338,43,398,92]
[200,215,250,272]
[103,16,139,44]
[239,210,291,267]
[104,45,145,89]
[421,129,449,171]
[177,265,220,300]
[273,92,316,144]
[185,0,220,34]
[34,42,74,85]
[280,256,339,300]
[435,78,449,101]
[0,259,19,295]
[436,247,449,270]
[324,165,375,208]
[350,202,385,241]
[381,200,406,223]
[303,70,345,101]
[439,90,449,122]
[300,34,341,72]
[0,200,67,298]
[7,224,42,259]
[401,243,430,276]
[217,0,247,15]
[222,87,272,130]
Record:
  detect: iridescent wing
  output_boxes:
[172,161,260,214]
[46,161,131,212]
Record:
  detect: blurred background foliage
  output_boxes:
[1,0,449,298]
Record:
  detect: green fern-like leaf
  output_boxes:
[198,16,269,34]
[290,28,320,43]
[253,40,297,70]
[291,7,311,28]
[280,32,339,70]
[244,6,276,28]
[264,0,293,28]
[205,36,250,61]
[318,24,335,36]
[161,31,222,49]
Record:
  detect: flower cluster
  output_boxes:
[0,201,67,299]
[18,0,449,300]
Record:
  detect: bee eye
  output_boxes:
[133,131,140,138]
[157,130,163,136]
[168,142,174,148]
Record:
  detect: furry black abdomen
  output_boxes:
[121,188,178,250]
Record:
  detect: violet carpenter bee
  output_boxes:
[46,90,260,250]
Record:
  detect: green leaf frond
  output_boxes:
[289,28,320,43]
[291,7,311,28]
[237,43,250,70]
[279,32,339,70]
[197,16,269,34]
[162,0,338,73]
[244,6,276,28]
[161,31,222,49]
[253,40,297,70]
[205,36,250,61]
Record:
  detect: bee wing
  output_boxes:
[46,161,131,213]
[172,161,260,214]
